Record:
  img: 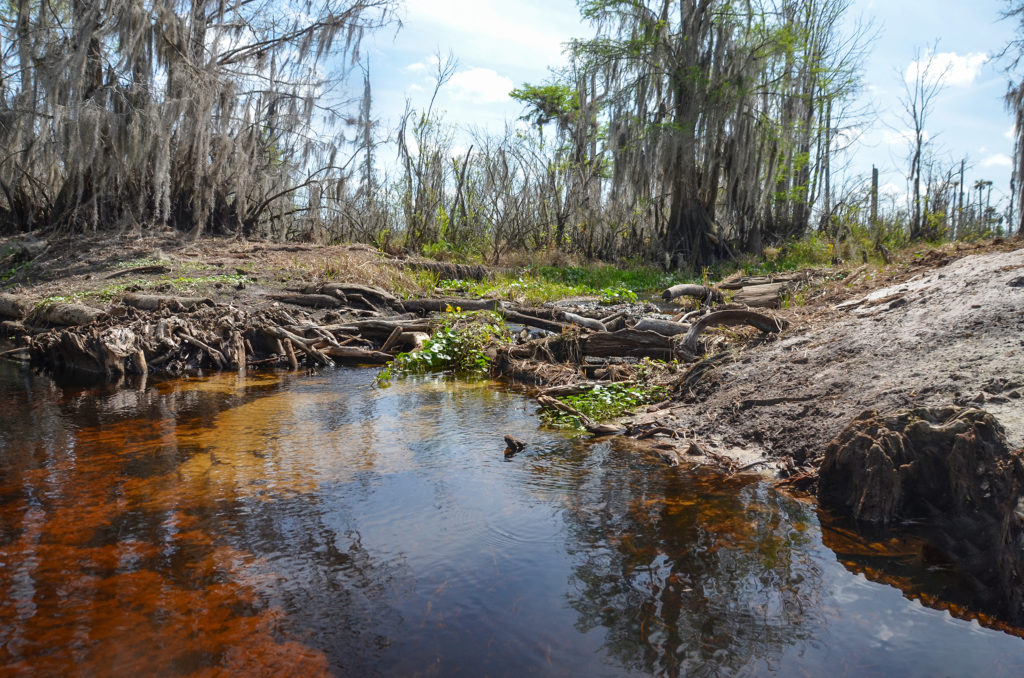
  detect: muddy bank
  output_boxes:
[624,244,1024,471]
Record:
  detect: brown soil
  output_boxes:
[625,239,1024,475]
[1,230,434,306]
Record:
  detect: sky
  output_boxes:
[361,0,1018,215]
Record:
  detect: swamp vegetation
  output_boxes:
[2,0,1024,674]
[0,0,1020,263]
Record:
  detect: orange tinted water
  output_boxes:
[2,365,1024,677]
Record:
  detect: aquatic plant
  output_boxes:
[378,308,508,381]
[540,382,665,431]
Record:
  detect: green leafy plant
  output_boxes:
[378,308,508,381]
[540,382,666,431]
[598,283,638,304]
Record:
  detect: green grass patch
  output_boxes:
[532,265,687,293]
[431,269,666,306]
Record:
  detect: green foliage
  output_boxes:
[540,382,666,431]
[377,308,509,381]
[435,275,593,305]
[598,282,638,304]
[510,82,579,128]
[533,265,684,293]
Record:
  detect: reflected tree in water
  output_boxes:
[562,452,824,676]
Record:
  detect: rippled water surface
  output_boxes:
[2,363,1024,677]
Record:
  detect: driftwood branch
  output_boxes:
[563,312,605,332]
[123,293,213,312]
[537,395,625,436]
[732,283,786,308]
[265,326,333,366]
[502,309,567,334]
[584,329,675,360]
[176,330,227,367]
[633,318,691,336]
[0,293,32,319]
[30,303,106,327]
[380,326,404,353]
[321,346,393,363]
[681,310,787,353]
[662,284,723,304]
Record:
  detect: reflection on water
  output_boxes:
[2,363,1024,677]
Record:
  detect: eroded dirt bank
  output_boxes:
[626,244,1024,474]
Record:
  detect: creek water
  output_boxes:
[1,363,1024,677]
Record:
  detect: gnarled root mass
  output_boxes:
[23,300,433,379]
[818,407,1024,623]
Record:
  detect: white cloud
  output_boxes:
[982,153,1012,169]
[881,129,925,146]
[449,68,514,104]
[403,0,575,69]
[905,51,988,88]
[1006,125,1017,141]
[879,181,904,196]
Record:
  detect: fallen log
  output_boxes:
[403,298,504,314]
[283,339,299,370]
[681,310,786,353]
[584,329,675,360]
[0,293,32,319]
[266,293,343,309]
[732,283,786,308]
[30,303,106,327]
[599,310,628,331]
[391,259,494,282]
[718,270,811,290]
[502,309,567,334]
[507,306,565,322]
[661,284,723,304]
[633,318,692,337]
[314,283,400,308]
[380,326,404,353]
[123,293,213,312]
[563,312,605,332]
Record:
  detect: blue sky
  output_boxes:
[361,0,1018,214]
